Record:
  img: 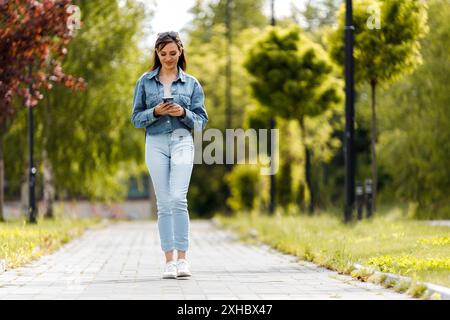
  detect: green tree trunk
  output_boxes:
[20,167,28,216]
[42,94,54,219]
[42,150,54,219]
[300,118,315,214]
[370,79,378,213]
[305,145,314,213]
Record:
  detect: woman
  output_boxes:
[131,31,208,279]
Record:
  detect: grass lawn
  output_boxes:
[0,216,102,270]
[215,207,450,296]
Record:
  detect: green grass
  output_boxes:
[0,216,101,270]
[215,207,450,291]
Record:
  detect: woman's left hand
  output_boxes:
[167,103,186,117]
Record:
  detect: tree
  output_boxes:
[0,0,85,221]
[187,0,267,45]
[38,0,147,215]
[293,0,341,32]
[184,1,268,215]
[327,0,428,212]
[377,0,450,218]
[3,0,149,219]
[244,25,342,213]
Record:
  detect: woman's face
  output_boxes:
[157,42,182,69]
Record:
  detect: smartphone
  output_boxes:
[162,97,174,104]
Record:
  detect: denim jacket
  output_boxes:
[131,66,208,135]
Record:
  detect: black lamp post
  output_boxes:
[344,0,355,223]
[28,63,38,224]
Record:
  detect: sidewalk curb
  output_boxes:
[424,220,450,227]
[353,263,450,300]
[0,260,5,275]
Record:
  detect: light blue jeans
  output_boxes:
[145,129,194,252]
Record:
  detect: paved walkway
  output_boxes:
[0,220,413,300]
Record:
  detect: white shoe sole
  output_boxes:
[176,272,192,278]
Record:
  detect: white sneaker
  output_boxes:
[162,260,177,279]
[176,259,192,278]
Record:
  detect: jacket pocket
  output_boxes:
[179,94,191,109]
[146,94,160,109]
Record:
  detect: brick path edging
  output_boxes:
[352,263,450,300]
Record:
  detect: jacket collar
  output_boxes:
[147,66,186,83]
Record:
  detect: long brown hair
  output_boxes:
[151,31,186,71]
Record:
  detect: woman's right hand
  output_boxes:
[154,102,175,117]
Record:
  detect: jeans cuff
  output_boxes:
[161,245,175,252]
[175,245,189,252]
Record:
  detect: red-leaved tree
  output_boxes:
[0,0,86,221]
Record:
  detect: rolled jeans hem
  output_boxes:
[162,246,175,252]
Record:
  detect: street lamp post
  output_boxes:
[344,0,355,223]
[28,63,37,224]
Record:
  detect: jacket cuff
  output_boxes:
[148,107,158,123]
[180,108,192,124]
[179,107,187,119]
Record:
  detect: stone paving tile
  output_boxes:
[0,220,415,300]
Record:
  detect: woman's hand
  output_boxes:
[154,102,175,116]
[166,103,186,118]
[154,102,185,117]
